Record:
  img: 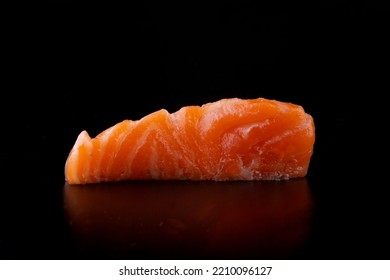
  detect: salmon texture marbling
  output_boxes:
[65,98,315,184]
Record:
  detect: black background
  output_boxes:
[1,0,389,260]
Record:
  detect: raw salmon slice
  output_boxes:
[65,98,315,184]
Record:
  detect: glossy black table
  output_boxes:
[63,179,312,260]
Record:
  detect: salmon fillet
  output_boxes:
[65,98,315,184]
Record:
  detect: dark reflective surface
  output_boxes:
[64,179,313,259]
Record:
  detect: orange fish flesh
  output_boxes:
[65,98,315,184]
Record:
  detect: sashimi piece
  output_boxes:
[65,97,315,184]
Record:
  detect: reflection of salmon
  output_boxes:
[63,179,313,259]
[65,98,315,184]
